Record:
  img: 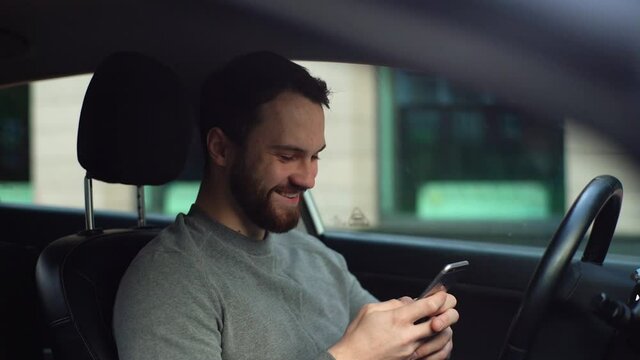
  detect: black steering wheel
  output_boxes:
[499,175,623,360]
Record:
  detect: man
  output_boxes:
[113,51,458,360]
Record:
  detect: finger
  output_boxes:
[437,293,457,314]
[421,338,453,360]
[412,307,458,338]
[430,308,459,333]
[398,296,415,305]
[411,329,453,360]
[424,293,457,329]
[425,293,457,315]
[397,291,447,323]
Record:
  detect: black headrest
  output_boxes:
[77,52,191,185]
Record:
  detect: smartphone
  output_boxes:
[418,260,469,298]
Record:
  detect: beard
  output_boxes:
[229,154,302,234]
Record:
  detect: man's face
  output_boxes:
[229,91,326,233]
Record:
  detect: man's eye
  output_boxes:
[312,155,321,161]
[278,154,294,162]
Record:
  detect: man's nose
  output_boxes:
[290,161,317,190]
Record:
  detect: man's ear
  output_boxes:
[206,127,235,167]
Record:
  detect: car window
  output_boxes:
[297,61,640,255]
[0,83,29,203]
[2,63,639,255]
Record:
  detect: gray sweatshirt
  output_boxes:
[113,205,376,360]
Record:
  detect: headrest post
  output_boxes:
[84,174,95,230]
[136,186,146,227]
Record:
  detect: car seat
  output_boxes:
[35,51,192,360]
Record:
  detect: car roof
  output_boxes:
[2,0,639,157]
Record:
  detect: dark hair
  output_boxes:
[200,51,330,150]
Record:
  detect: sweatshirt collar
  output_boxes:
[187,204,274,256]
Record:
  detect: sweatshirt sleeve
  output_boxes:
[346,269,378,320]
[113,248,223,360]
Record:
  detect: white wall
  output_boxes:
[565,120,640,235]
[299,61,379,229]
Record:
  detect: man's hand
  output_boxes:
[328,291,458,360]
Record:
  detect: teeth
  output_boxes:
[278,192,297,199]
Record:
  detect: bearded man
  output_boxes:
[114,51,458,360]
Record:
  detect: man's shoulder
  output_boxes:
[144,208,219,249]
[116,213,220,307]
[140,213,193,253]
[128,212,207,271]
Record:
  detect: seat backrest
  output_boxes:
[36,230,158,360]
[35,51,192,360]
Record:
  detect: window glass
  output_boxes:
[3,64,640,255]
[145,182,199,215]
[0,84,30,203]
[296,61,640,255]
[382,68,564,220]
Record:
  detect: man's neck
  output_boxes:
[195,180,266,240]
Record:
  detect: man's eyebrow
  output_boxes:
[270,144,326,154]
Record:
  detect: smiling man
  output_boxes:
[114,51,458,360]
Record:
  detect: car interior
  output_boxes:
[1,1,640,360]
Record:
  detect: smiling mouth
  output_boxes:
[273,187,304,203]
[276,191,299,199]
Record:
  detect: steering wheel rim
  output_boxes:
[499,175,623,360]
